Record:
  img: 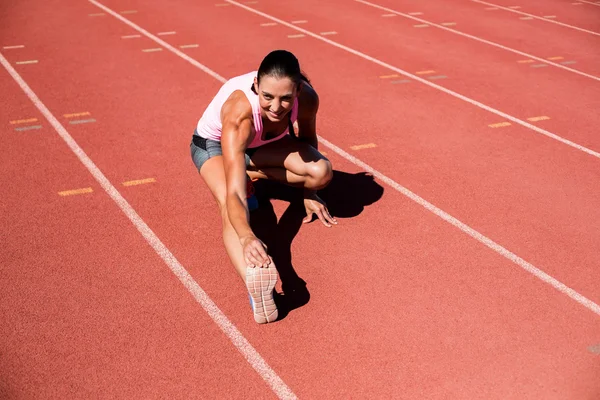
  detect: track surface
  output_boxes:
[1,0,599,398]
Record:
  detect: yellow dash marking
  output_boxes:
[10,118,38,125]
[488,122,511,128]
[320,151,328,156]
[508,5,521,8]
[58,187,93,196]
[527,116,550,122]
[88,13,105,16]
[64,111,91,118]
[288,34,305,38]
[414,24,430,28]
[544,15,557,18]
[416,70,435,75]
[3,45,25,49]
[15,60,38,65]
[379,74,399,79]
[179,44,199,48]
[122,178,156,187]
[517,59,534,63]
[215,3,231,6]
[157,31,176,36]
[320,31,337,36]
[121,34,141,39]
[441,22,457,26]
[120,10,138,14]
[408,12,423,15]
[291,20,307,24]
[261,22,278,26]
[519,16,533,20]
[350,143,377,150]
[142,48,163,52]
[382,13,397,17]
[485,7,498,10]
[547,56,563,60]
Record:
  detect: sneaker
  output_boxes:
[246,264,279,324]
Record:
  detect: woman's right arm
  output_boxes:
[220,92,271,268]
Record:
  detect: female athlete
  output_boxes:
[190,50,336,323]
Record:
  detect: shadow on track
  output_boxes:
[249,170,384,321]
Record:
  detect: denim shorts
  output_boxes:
[190,131,259,172]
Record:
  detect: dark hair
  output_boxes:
[253,50,310,91]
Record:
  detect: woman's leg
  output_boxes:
[247,135,333,190]
[197,154,278,323]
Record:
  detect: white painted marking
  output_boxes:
[320,31,337,36]
[15,125,42,131]
[82,0,600,332]
[227,0,600,159]
[157,31,176,36]
[121,34,141,39]
[560,60,577,65]
[89,0,225,82]
[83,3,296,398]
[15,60,38,65]
[577,0,600,5]
[355,0,600,82]
[179,44,199,48]
[471,0,600,36]
[317,136,600,318]
[3,45,25,50]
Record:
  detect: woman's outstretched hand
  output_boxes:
[241,235,271,268]
[303,193,337,227]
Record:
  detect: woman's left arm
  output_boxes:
[294,82,320,149]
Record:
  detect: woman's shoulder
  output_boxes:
[221,90,254,125]
[298,81,319,116]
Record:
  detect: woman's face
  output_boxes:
[254,75,298,123]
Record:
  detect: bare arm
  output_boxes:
[220,92,270,267]
[295,81,320,149]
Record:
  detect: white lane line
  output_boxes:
[89,0,226,82]
[577,0,600,6]
[316,136,600,318]
[225,0,600,159]
[355,0,600,82]
[157,31,176,36]
[82,3,295,399]
[82,1,600,319]
[471,0,600,36]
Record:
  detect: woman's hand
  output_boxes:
[240,235,271,267]
[303,193,337,227]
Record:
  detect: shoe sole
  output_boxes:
[246,264,278,324]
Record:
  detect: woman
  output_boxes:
[190,50,337,324]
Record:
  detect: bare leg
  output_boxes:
[199,156,249,282]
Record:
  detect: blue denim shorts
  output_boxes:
[190,131,258,172]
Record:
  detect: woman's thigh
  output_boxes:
[247,135,328,176]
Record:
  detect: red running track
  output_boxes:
[1,0,599,398]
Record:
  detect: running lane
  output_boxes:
[3,0,600,398]
[248,0,600,150]
[468,0,600,32]
[352,0,600,77]
[0,5,285,399]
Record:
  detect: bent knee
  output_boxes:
[307,159,333,190]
